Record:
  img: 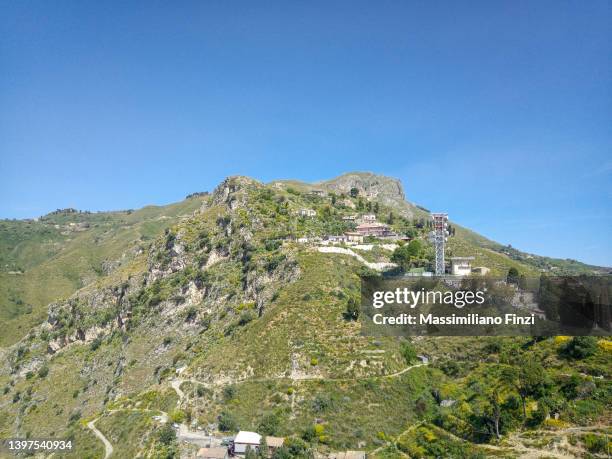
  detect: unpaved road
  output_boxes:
[87,418,113,459]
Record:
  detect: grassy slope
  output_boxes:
[0,197,206,347]
[0,175,609,457]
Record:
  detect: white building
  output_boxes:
[344,232,364,243]
[234,431,261,456]
[299,208,316,217]
[361,214,376,222]
[450,257,475,276]
[326,235,348,243]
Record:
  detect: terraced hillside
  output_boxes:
[0,174,609,458]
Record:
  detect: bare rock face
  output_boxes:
[211,176,262,207]
[318,172,415,217]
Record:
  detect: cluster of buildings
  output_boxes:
[329,213,401,243]
[295,211,402,245]
[297,207,491,278]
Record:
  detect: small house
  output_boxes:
[450,257,475,276]
[344,232,364,243]
[342,214,357,221]
[233,431,261,456]
[265,437,285,456]
[310,190,326,197]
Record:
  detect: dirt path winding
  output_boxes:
[173,362,428,391]
[87,418,113,459]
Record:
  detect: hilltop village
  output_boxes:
[285,188,487,278]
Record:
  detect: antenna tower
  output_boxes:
[430,213,448,275]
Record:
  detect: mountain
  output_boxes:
[0,196,207,348]
[0,173,609,458]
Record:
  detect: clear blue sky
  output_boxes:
[1,1,611,266]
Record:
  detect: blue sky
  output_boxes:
[1,1,611,266]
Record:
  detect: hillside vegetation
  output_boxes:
[0,173,609,458]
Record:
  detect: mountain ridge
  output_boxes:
[0,172,610,458]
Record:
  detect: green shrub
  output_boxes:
[183,307,197,322]
[562,336,598,359]
[400,341,417,364]
[90,337,102,351]
[223,385,236,401]
[170,409,185,423]
[239,310,257,326]
[258,413,281,435]
[343,297,360,321]
[584,433,607,453]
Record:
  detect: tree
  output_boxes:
[373,202,379,213]
[486,388,503,439]
[158,424,176,445]
[350,187,359,198]
[284,437,312,458]
[218,411,238,431]
[258,435,268,458]
[501,359,549,419]
[391,240,423,270]
[507,267,519,285]
[258,413,280,435]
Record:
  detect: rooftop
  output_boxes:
[266,436,285,448]
[235,431,261,445]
